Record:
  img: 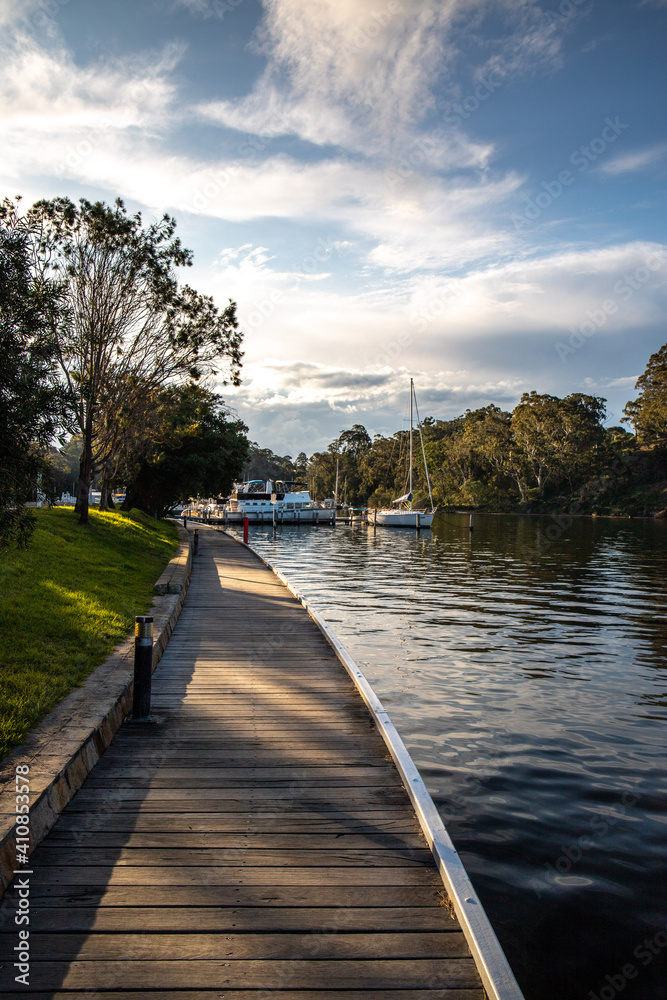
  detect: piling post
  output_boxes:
[132,616,154,721]
[243,517,249,544]
[470,512,475,532]
[193,529,199,555]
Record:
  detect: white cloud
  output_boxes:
[600,376,640,388]
[404,242,667,344]
[471,1,566,82]
[1,105,523,276]
[0,25,187,200]
[172,0,212,13]
[0,32,181,129]
[222,359,530,453]
[252,0,460,149]
[598,143,667,176]
[198,0,565,161]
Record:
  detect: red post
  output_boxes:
[243,517,249,544]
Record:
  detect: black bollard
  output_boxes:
[183,515,187,528]
[132,616,154,721]
[193,529,199,554]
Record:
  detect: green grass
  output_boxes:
[0,507,178,759]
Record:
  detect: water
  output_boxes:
[226,514,667,1000]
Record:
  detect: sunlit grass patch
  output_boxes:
[0,507,178,758]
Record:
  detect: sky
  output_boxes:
[2,0,666,455]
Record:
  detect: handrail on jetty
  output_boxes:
[243,536,525,1000]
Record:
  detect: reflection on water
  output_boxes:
[227,513,667,1000]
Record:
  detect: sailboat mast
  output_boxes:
[409,378,413,511]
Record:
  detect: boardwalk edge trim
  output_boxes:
[236,531,526,1000]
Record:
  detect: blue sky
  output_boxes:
[2,0,666,454]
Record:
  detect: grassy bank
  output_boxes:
[0,507,178,759]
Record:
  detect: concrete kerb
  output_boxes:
[0,520,192,897]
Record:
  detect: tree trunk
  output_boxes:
[99,475,111,511]
[76,416,94,525]
[512,471,526,502]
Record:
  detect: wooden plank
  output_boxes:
[41,832,428,850]
[7,958,482,991]
[50,812,420,834]
[107,733,383,740]
[8,884,448,908]
[25,866,444,886]
[90,752,393,762]
[0,932,470,961]
[95,739,392,751]
[66,785,408,802]
[83,765,400,785]
[9,992,485,1000]
[58,800,415,815]
[82,777,400,788]
[30,847,434,867]
[20,905,457,932]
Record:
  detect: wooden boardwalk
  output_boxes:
[1,528,485,998]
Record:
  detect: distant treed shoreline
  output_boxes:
[244,348,667,516]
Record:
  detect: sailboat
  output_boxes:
[374,379,436,528]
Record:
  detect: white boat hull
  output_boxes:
[221,508,335,525]
[374,510,434,528]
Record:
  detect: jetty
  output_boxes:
[1,527,521,998]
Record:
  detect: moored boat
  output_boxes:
[220,479,335,524]
[374,378,436,528]
[374,508,434,528]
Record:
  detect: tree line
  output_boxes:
[246,360,667,515]
[0,195,249,545]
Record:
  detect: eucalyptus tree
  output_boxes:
[27,197,243,523]
[0,199,71,545]
[511,391,606,498]
[623,342,667,444]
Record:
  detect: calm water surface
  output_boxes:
[227,513,667,1000]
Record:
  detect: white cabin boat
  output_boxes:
[219,480,335,524]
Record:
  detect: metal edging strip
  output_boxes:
[233,532,525,1000]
